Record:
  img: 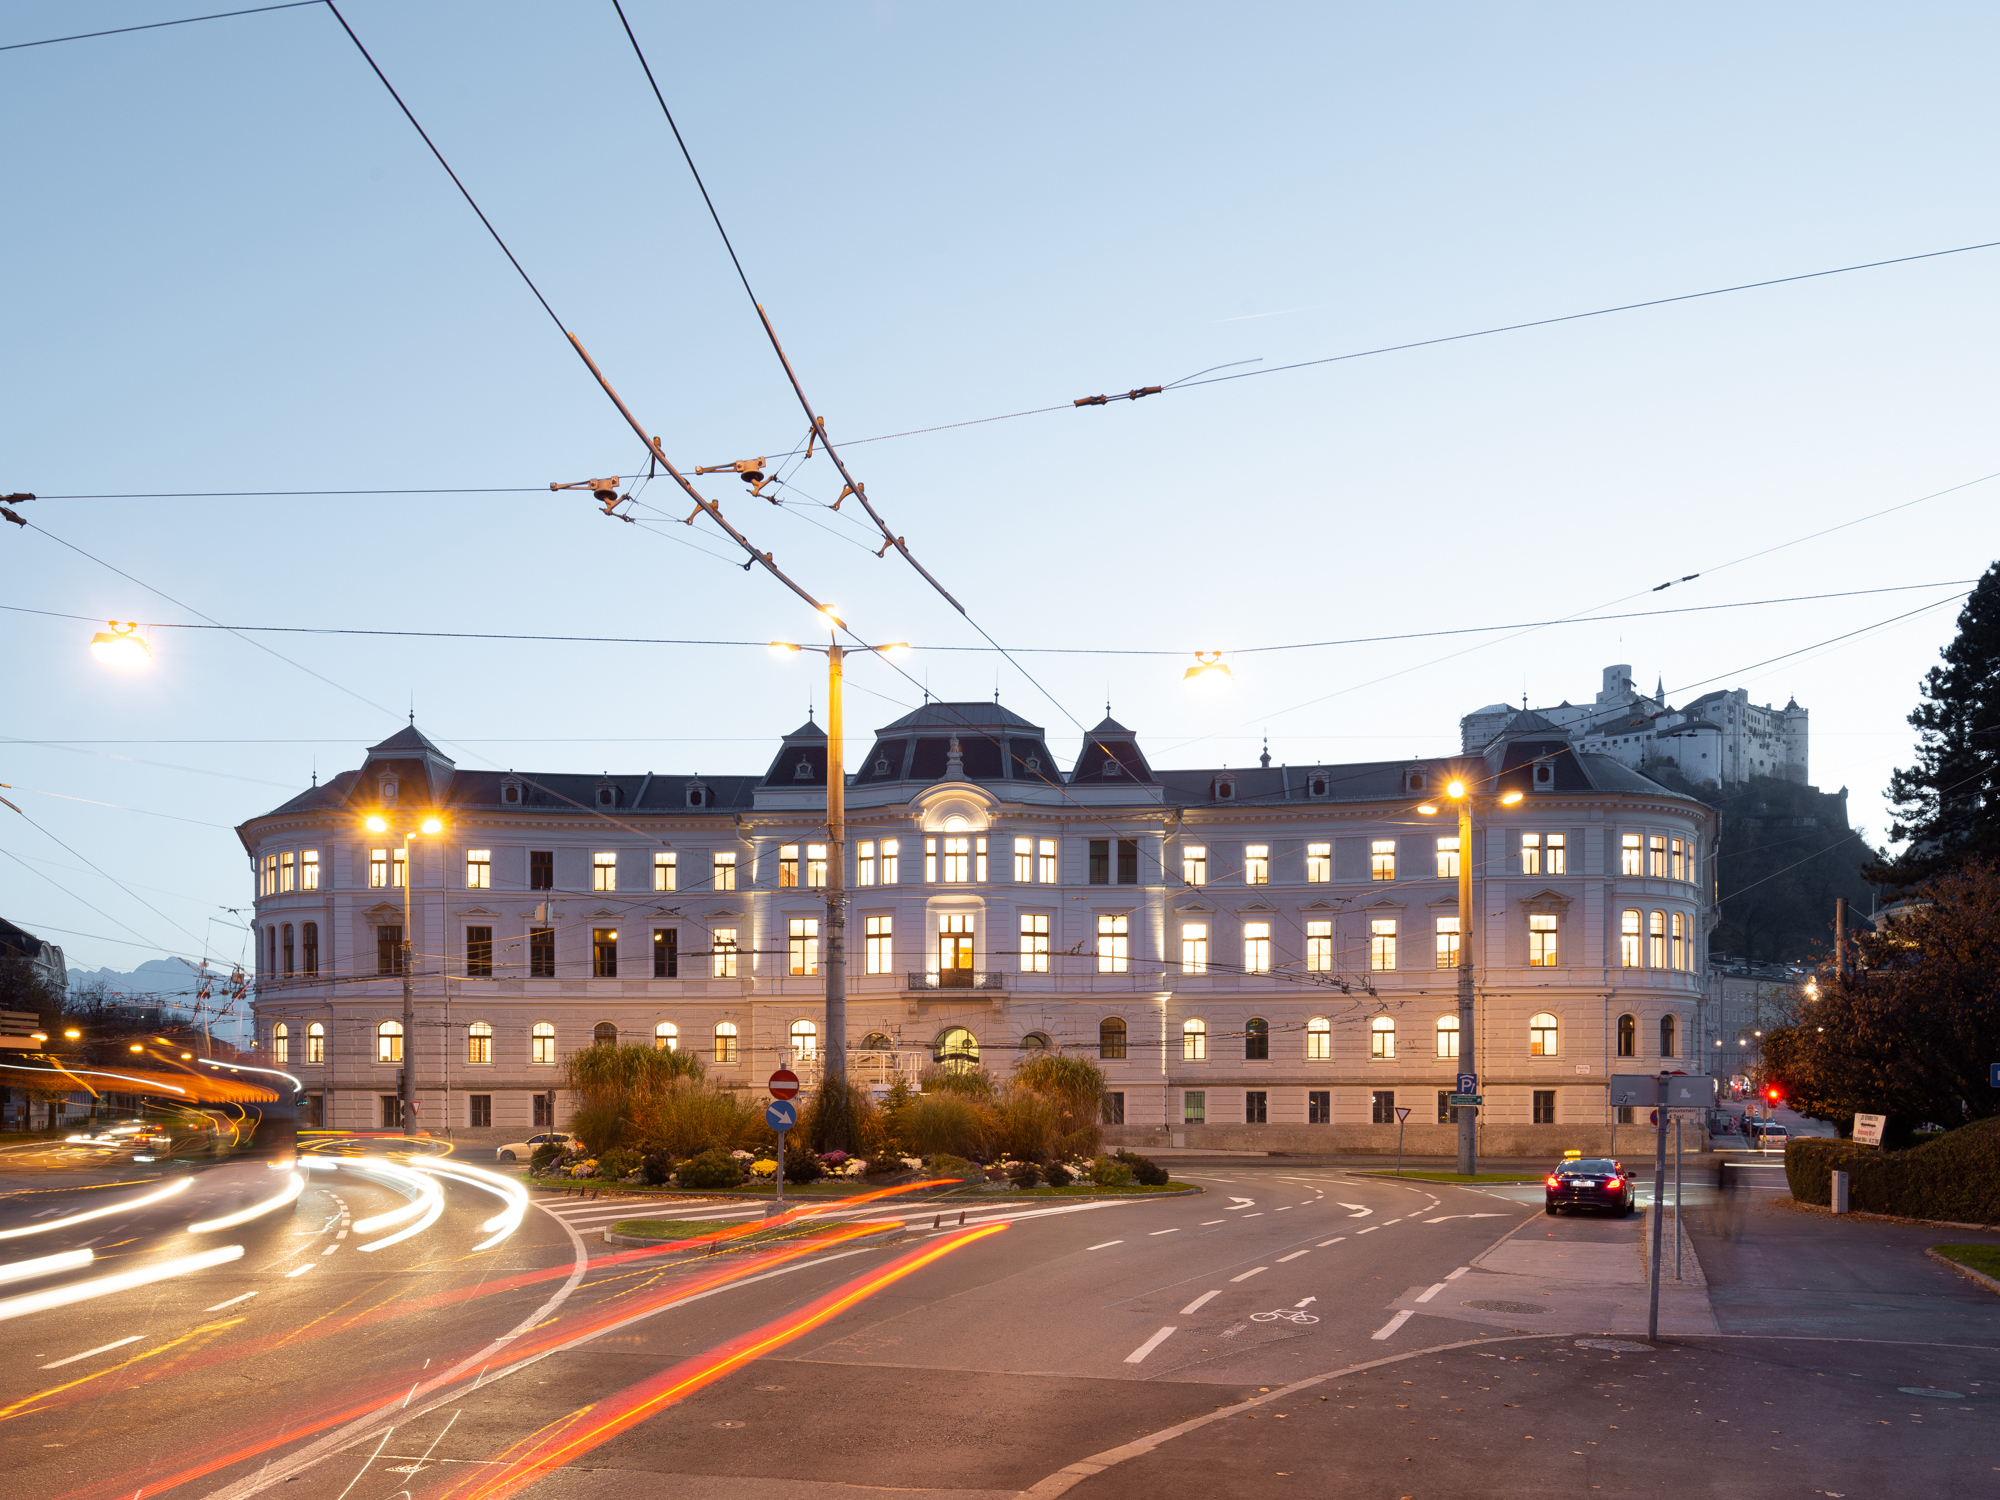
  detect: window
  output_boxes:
[1017,914,1047,974]
[261,853,277,895]
[1183,1091,1206,1125]
[880,839,899,884]
[935,1026,980,1073]
[1370,1014,1395,1059]
[1369,918,1397,970]
[1659,1013,1678,1058]
[853,914,890,975]
[467,1020,492,1064]
[466,926,493,979]
[1097,913,1129,973]
[789,1018,818,1061]
[858,841,877,886]
[279,850,295,893]
[594,852,618,892]
[307,1020,324,1064]
[1181,921,1208,975]
[1102,1091,1125,1125]
[377,1020,403,1063]
[1088,839,1110,885]
[1529,1011,1559,1056]
[530,927,555,978]
[655,1021,678,1051]
[1371,1089,1396,1124]
[788,918,819,977]
[382,1095,401,1129]
[1436,1013,1459,1058]
[713,928,738,979]
[302,920,318,976]
[531,850,554,891]
[1307,1015,1331,1060]
[654,852,677,891]
[370,848,389,889]
[779,845,800,888]
[1437,1091,1461,1125]
[1182,845,1207,885]
[1183,1018,1207,1060]
[712,852,736,891]
[714,1020,739,1064]
[1242,922,1272,974]
[1533,1090,1557,1125]
[592,928,618,978]
[1648,910,1667,967]
[1244,1090,1268,1124]
[272,1022,289,1063]
[1521,833,1540,875]
[1528,913,1559,967]
[1620,834,1642,876]
[1435,837,1460,880]
[1014,837,1034,882]
[282,923,294,976]
[467,849,491,889]
[653,928,678,978]
[1244,1017,1269,1060]
[1038,839,1057,883]
[1620,910,1641,967]
[1670,911,1687,970]
[1307,842,1331,883]
[301,849,319,890]
[1117,838,1138,885]
[937,836,980,883]
[1671,838,1688,883]
[1545,833,1566,875]
[533,1091,553,1126]
[469,1094,491,1128]
[377,925,402,976]
[1649,835,1667,878]
[1025,1029,1054,1056]
[1434,915,1460,969]
[392,848,406,888]
[1308,1089,1331,1124]
[267,926,277,974]
[1370,840,1397,881]
[1099,1017,1128,1060]
[1617,1013,1636,1057]
[1245,845,1269,885]
[1306,920,1332,973]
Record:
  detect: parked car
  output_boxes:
[1749,1122,1789,1149]
[1545,1157,1636,1216]
[496,1131,575,1163]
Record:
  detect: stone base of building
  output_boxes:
[1105,1122,1704,1159]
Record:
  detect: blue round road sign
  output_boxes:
[765,1098,797,1132]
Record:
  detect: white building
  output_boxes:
[241,708,1714,1155]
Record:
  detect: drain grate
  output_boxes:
[1575,1339,1653,1353]
[1464,1300,1547,1314]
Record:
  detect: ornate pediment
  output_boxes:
[361,902,401,919]
[1520,887,1573,914]
[455,905,501,918]
[1175,900,1214,914]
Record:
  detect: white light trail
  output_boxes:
[0,1247,94,1285]
[345,1161,445,1253]
[0,1176,192,1241]
[0,1245,243,1322]
[187,1171,305,1233]
[411,1159,528,1251]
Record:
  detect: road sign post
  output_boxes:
[1852,1112,1886,1147]
[765,1094,798,1211]
[1394,1105,1412,1176]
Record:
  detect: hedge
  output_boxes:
[1785,1114,2000,1225]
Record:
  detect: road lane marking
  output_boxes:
[1124,1326,1177,1364]
[321,1246,339,1255]
[1088,1241,1123,1251]
[1383,1218,1402,1225]
[1293,1297,1317,1308]
[1357,1226,1379,1234]
[1180,1290,1221,1315]
[1275,1206,1291,1212]
[1317,1237,1346,1246]
[1230,1267,1268,1282]
[1424,1214,1509,1222]
[1241,1213,1264,1218]
[204,1292,258,1311]
[1200,1220,1226,1226]
[1372,1310,1413,1340]
[285,1263,316,1278]
[1414,1283,1447,1303]
[1337,1204,1373,1217]
[1277,1250,1310,1263]
[1445,1265,1470,1280]
[41,1335,145,1369]
[1149,1228,1182,1236]
[1225,1199,1255,1209]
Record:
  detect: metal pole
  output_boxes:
[1396,1115,1406,1177]
[823,642,848,1146]
[1647,1074,1668,1338]
[1456,796,1476,1177]
[775,1129,786,1207]
[1674,1119,1682,1281]
[400,832,415,1140]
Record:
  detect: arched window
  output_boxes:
[1620,910,1641,967]
[377,1020,403,1063]
[1648,910,1667,967]
[1244,1017,1269,1060]
[593,1022,618,1048]
[1098,1017,1127,1060]
[1021,1030,1052,1056]
[934,1026,980,1073]
[272,1022,289,1064]
[307,1020,324,1064]
[531,1021,556,1065]
[1182,1018,1207,1061]
[467,1020,492,1064]
[713,1020,739,1064]
[1435,1013,1458,1059]
[790,1018,818,1060]
[859,1031,893,1051]
[1617,1013,1636,1057]
[655,1021,678,1052]
[1370,1014,1396,1059]
[1307,1016,1331,1060]
[1659,1013,1678,1059]
[1529,1012,1559,1056]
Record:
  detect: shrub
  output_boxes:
[896,1093,992,1159]
[678,1148,746,1190]
[994,1088,1062,1165]
[1009,1160,1042,1189]
[640,1151,674,1187]
[1013,1054,1109,1160]
[1786,1115,2000,1224]
[1089,1156,1135,1188]
[1115,1150,1170,1187]
[1043,1160,1072,1187]
[921,1066,996,1101]
[802,1079,883,1156]
[782,1140,825,1184]
[926,1153,978,1181]
[529,1143,562,1174]
[865,1154,908,1178]
[595,1146,642,1180]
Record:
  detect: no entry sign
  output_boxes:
[768,1068,800,1100]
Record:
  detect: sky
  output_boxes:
[4,1,1996,985]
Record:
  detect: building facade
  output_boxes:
[240,708,1715,1154]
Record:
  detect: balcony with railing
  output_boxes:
[907,970,1006,992]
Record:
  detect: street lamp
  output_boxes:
[770,628,907,1147]
[1182,652,1234,688]
[1417,773,1524,1176]
[363,810,446,1137]
[89,621,151,670]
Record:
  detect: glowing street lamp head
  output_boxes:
[63,1028,81,1040]
[818,605,846,629]
[419,816,444,836]
[769,641,800,657]
[1416,803,1440,816]
[1445,779,1467,799]
[364,814,389,834]
[1499,790,1524,806]
[878,642,911,657]
[1183,651,1234,688]
[89,621,151,670]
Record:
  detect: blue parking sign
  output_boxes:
[766,1098,797,1132]
[1457,1073,1477,1096]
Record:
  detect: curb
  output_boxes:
[1926,1246,2000,1297]
[1779,1196,2000,1233]
[601,1218,908,1250]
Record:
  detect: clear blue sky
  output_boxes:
[5,1,1995,978]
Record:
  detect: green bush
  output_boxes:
[640,1151,674,1186]
[782,1140,825,1184]
[1089,1155,1135,1188]
[926,1153,978,1181]
[1786,1115,2000,1224]
[595,1145,642,1180]
[865,1153,909,1177]
[529,1143,562,1174]
[1043,1160,1072,1187]
[1115,1150,1169,1187]
[678,1148,746,1190]
[896,1093,991,1159]
[1009,1160,1043,1189]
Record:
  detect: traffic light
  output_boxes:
[1766,1086,1782,1105]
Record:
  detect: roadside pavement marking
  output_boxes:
[1445,1265,1469,1281]
[1277,1250,1310,1263]
[1357,1226,1380,1234]
[285,1263,315,1278]
[204,1292,257,1312]
[1180,1290,1221,1315]
[41,1335,145,1369]
[1199,1220,1226,1226]
[1414,1282,1447,1303]
[1424,1213,1509,1223]
[1383,1218,1401,1225]
[1230,1267,1268,1282]
[1337,1203,1373,1217]
[321,1246,339,1255]
[1124,1327,1177,1364]
[1088,1240,1123,1251]
[1241,1213,1264,1218]
[1149,1228,1182,1236]
[1372,1310,1413,1341]
[1317,1237,1346,1247]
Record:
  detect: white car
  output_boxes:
[496,1131,575,1163]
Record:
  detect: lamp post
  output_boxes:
[366,811,443,1139]
[771,624,906,1147]
[1418,774,1523,1177]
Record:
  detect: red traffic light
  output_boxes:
[1766,1087,1782,1102]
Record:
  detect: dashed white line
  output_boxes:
[1445,1265,1470,1281]
[1229,1266,1268,1283]
[1372,1310,1413,1341]
[41,1335,145,1369]
[204,1292,258,1312]
[1414,1282,1448,1303]
[1124,1326,1177,1364]
[1149,1228,1182,1236]
[321,1245,339,1255]
[1088,1240,1124,1251]
[1199,1220,1226,1226]
[285,1263,316,1278]
[1241,1213,1264,1218]
[1383,1218,1402,1225]
[1317,1237,1346,1247]
[1276,1250,1310,1263]
[1180,1289,1222,1315]
[1275,1206,1291,1212]
[1357,1226,1380,1234]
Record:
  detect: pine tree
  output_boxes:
[1868,561,2000,888]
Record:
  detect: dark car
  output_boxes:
[1545,1157,1635,1216]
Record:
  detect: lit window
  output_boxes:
[1370,840,1396,881]
[1243,921,1272,974]
[1244,845,1269,885]
[655,1021,678,1051]
[714,1020,739,1064]
[1370,1015,1395,1059]
[1018,914,1048,974]
[466,849,491,889]
[1436,1013,1459,1058]
[1183,845,1207,885]
[377,1020,403,1063]
[1307,842,1331,883]
[1369,918,1397,970]
[279,851,296,893]
[806,844,827,887]
[1670,911,1686,970]
[1648,910,1666,967]
[1621,834,1642,876]
[867,915,895,975]
[1521,832,1541,875]
[789,1018,818,1061]
[1617,1013,1636,1057]
[1671,838,1688,882]
[779,845,800,888]
[1183,1018,1207,1061]
[1183,1090,1205,1124]
[301,849,319,890]
[272,1022,289,1063]
[1014,837,1034,882]
[593,852,617,892]
[713,928,738,979]
[713,852,737,891]
[1528,914,1558,967]
[1546,834,1566,875]
[1529,1011,1558,1055]
[531,1021,555,1064]
[262,853,277,895]
[880,839,900,884]
[1306,919,1332,973]
[1181,921,1208,975]
[1097,913,1129,973]
[788,918,819,977]
[592,928,618,978]
[1099,1017,1127,1060]
[370,848,389,888]
[935,1026,980,1073]
[1620,909,1641,967]
[392,848,406,888]
[1649,836,1667,878]
[1038,839,1057,883]
[467,1020,492,1064]
[926,838,938,883]
[1435,837,1460,879]
[307,1020,324,1064]
[1306,1015,1331,1060]
[654,852,676,891]
[941,836,973,883]
[1245,1018,1269,1061]
[1435,915,1460,969]
[857,841,877,886]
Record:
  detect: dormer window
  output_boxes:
[1533,761,1555,788]
[1025,756,1041,773]
[794,759,814,781]
[686,782,708,808]
[1309,772,1330,798]
[501,780,522,805]
[596,786,616,807]
[1216,777,1235,802]
[379,776,399,804]
[1405,770,1425,793]
[874,756,892,775]
[1102,757,1120,777]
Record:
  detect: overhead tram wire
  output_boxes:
[0,1,318,52]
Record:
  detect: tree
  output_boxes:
[1868,560,2000,888]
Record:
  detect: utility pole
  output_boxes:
[824,642,847,1108]
[400,830,416,1140]
[1455,792,1476,1178]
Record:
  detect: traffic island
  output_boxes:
[1928,1244,2000,1296]
[602,1216,907,1251]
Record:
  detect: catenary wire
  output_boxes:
[0,1,317,52]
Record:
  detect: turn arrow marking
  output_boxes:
[1336,1203,1374,1218]
[1422,1214,1510,1223]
